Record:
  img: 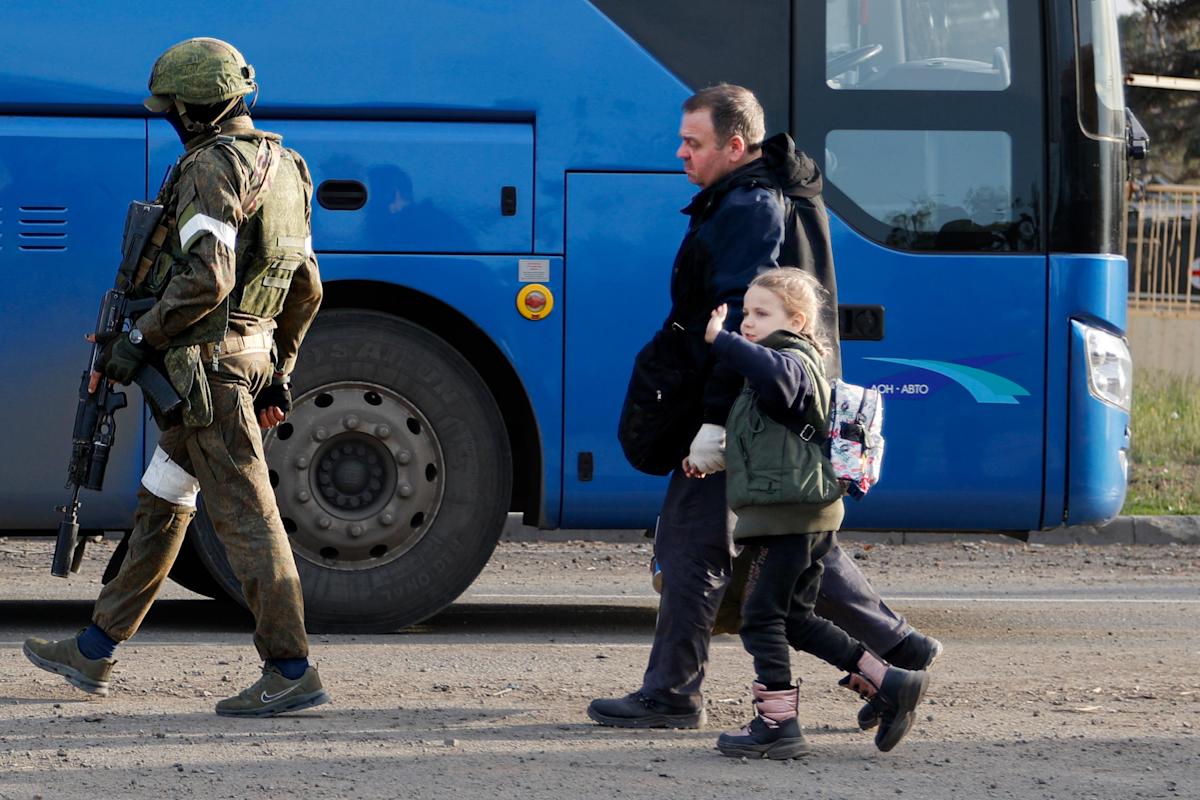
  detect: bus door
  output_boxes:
[0,118,146,529]
[800,0,1049,530]
[561,172,693,528]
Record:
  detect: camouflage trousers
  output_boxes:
[92,349,309,661]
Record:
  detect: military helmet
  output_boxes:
[144,37,256,112]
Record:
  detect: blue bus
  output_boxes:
[0,0,1134,631]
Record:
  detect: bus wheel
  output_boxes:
[190,310,512,633]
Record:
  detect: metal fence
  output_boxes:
[1129,184,1200,314]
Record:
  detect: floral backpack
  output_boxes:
[823,379,885,499]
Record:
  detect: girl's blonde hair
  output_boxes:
[748,267,831,355]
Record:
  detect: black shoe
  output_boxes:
[717,714,810,760]
[858,632,943,731]
[587,691,706,729]
[885,631,944,671]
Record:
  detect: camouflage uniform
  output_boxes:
[92,115,323,662]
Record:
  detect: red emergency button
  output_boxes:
[517,283,554,320]
[525,290,547,312]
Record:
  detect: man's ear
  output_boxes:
[726,134,747,161]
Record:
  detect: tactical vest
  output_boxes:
[139,130,313,348]
[724,333,843,511]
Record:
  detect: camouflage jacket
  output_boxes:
[136,115,323,380]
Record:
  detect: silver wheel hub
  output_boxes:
[264,383,445,570]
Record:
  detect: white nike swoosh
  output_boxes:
[261,684,300,703]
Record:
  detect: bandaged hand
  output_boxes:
[687,423,726,475]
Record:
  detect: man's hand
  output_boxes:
[95,332,148,386]
[254,377,292,430]
[704,303,728,344]
[687,423,726,475]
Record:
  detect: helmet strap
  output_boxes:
[172,95,240,136]
[173,96,209,135]
[209,96,241,131]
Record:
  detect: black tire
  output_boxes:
[191,311,512,633]
[169,529,237,601]
[102,528,233,603]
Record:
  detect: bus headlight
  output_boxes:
[1083,325,1132,412]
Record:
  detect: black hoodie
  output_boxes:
[666,132,839,428]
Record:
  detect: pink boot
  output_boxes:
[716,682,811,760]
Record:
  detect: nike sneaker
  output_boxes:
[23,635,115,696]
[215,663,330,717]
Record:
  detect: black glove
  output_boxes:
[96,332,148,385]
[254,377,292,415]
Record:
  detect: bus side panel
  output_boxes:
[561,172,692,528]
[832,216,1047,531]
[0,1,690,255]
[0,118,146,528]
[312,253,564,526]
[150,120,534,256]
[1045,255,1129,525]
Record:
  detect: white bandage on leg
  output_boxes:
[141,446,201,507]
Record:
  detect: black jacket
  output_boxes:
[665,133,838,427]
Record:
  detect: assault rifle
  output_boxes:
[53,202,184,577]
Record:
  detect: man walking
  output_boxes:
[589,84,940,729]
[24,38,328,717]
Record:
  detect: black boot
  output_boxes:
[841,652,929,752]
[587,691,705,729]
[717,683,810,760]
[858,632,942,731]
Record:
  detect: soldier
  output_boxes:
[23,38,328,717]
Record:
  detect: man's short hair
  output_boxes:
[682,84,765,151]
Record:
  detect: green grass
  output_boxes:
[1122,369,1200,515]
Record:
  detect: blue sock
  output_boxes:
[76,624,118,660]
[269,657,309,680]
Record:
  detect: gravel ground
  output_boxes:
[1,536,1197,800]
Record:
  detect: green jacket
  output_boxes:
[134,116,323,426]
[724,331,844,539]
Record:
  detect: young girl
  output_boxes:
[687,267,928,759]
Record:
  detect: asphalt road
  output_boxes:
[0,536,1197,800]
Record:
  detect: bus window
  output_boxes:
[826,129,1037,251]
[1075,0,1125,141]
[827,0,1011,91]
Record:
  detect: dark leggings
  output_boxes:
[739,532,865,687]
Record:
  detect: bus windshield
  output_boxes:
[1076,0,1125,141]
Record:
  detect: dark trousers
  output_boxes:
[739,533,864,686]
[642,468,909,707]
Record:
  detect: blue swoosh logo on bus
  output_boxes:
[864,358,1031,405]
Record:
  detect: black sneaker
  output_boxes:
[858,632,942,731]
[587,691,706,729]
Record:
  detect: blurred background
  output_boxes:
[1118,0,1200,515]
